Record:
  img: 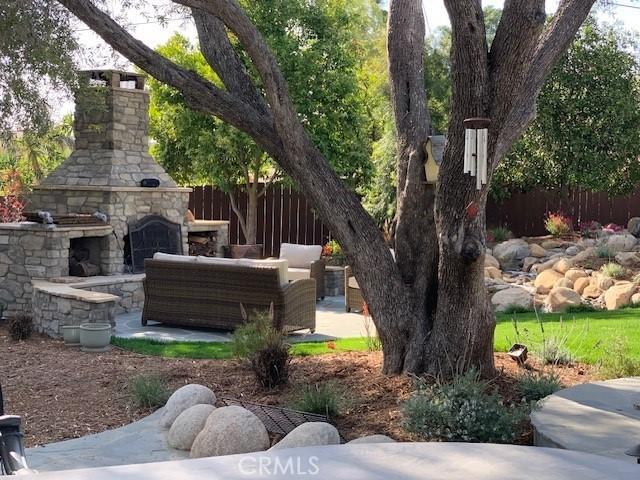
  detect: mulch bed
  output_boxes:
[0,326,594,448]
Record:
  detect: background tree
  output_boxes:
[59,0,596,377]
[493,20,640,198]
[0,0,77,137]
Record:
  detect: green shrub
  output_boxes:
[128,374,170,409]
[541,337,573,365]
[289,381,347,417]
[402,370,529,443]
[516,372,563,403]
[233,305,290,389]
[8,313,33,341]
[565,304,597,313]
[501,305,533,315]
[598,338,640,379]
[595,243,613,259]
[490,225,512,243]
[600,262,625,279]
[544,212,572,237]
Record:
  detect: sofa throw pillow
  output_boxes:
[279,243,322,269]
[238,258,289,286]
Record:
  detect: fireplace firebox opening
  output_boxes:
[69,237,104,277]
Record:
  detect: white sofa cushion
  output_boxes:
[153,252,196,263]
[287,267,311,283]
[238,258,289,286]
[348,276,360,290]
[196,256,241,265]
[279,243,322,269]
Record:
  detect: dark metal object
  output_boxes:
[625,444,640,464]
[463,117,491,129]
[221,397,346,443]
[0,384,32,475]
[140,178,160,188]
[126,215,182,273]
[508,343,528,365]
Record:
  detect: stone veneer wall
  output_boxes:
[0,224,113,315]
[28,187,190,274]
[84,279,144,315]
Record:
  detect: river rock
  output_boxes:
[565,246,580,256]
[573,277,590,295]
[270,422,340,450]
[615,252,640,267]
[167,404,216,451]
[534,269,564,293]
[191,406,269,458]
[606,234,637,253]
[161,384,217,429]
[554,278,574,289]
[553,258,573,274]
[571,247,596,265]
[582,285,602,299]
[485,254,500,269]
[541,239,563,250]
[604,282,636,310]
[565,269,587,283]
[491,287,533,313]
[529,244,547,258]
[628,217,640,238]
[484,266,502,280]
[493,239,531,270]
[546,287,582,312]
[632,293,640,305]
[348,435,396,444]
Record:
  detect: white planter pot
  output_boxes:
[79,323,112,352]
[61,325,81,345]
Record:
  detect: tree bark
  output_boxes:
[58,0,597,377]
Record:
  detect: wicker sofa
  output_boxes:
[142,254,316,333]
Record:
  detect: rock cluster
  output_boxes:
[487,228,640,313]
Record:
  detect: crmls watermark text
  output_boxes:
[238,455,320,476]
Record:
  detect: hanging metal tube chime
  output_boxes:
[463,117,491,190]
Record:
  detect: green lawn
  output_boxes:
[112,307,640,364]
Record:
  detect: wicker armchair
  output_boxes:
[142,259,316,333]
[344,266,365,313]
[279,243,325,300]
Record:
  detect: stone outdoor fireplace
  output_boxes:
[0,69,215,331]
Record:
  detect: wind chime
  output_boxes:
[463,117,491,190]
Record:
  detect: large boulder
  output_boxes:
[565,269,587,283]
[632,292,640,305]
[191,406,269,458]
[628,217,640,238]
[591,274,614,291]
[554,278,573,289]
[491,287,533,313]
[541,239,563,250]
[493,239,531,270]
[161,384,217,429]
[582,285,602,299]
[532,257,561,274]
[573,277,590,295]
[565,246,580,257]
[604,282,636,310]
[484,254,500,270]
[606,234,637,254]
[348,435,396,444]
[270,422,340,451]
[529,244,547,258]
[615,252,640,267]
[523,257,540,272]
[534,269,564,294]
[553,258,573,274]
[484,267,502,280]
[571,247,596,265]
[167,404,216,451]
[546,287,582,312]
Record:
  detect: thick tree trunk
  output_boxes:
[59,0,597,378]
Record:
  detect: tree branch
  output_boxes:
[191,8,268,116]
[494,0,596,159]
[228,190,248,240]
[57,0,284,160]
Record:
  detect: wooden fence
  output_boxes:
[486,189,640,237]
[188,185,333,257]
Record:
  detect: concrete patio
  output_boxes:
[113,296,374,343]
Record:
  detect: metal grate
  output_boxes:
[221,397,346,443]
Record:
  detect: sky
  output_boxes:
[58,0,640,118]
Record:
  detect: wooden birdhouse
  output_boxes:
[423,135,446,185]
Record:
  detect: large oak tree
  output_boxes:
[57,0,596,376]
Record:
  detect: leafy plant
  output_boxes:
[541,337,574,365]
[128,374,170,409]
[402,370,529,443]
[600,262,625,279]
[516,372,563,403]
[489,225,513,243]
[0,169,25,222]
[233,304,290,389]
[544,211,572,237]
[289,381,347,417]
[595,243,613,259]
[8,313,33,341]
[598,338,640,379]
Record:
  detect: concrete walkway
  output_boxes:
[26,409,187,472]
[114,296,375,343]
[24,443,640,479]
[531,377,640,461]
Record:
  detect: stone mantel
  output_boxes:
[0,222,113,235]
